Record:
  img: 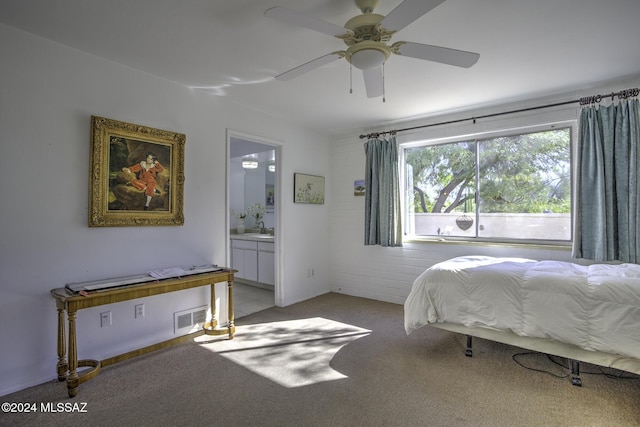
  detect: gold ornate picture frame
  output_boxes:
[89,116,185,227]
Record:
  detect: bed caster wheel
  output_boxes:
[571,376,582,387]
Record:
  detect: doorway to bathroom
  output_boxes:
[227,130,281,317]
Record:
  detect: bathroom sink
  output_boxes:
[234,233,274,240]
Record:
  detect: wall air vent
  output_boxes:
[192,309,207,324]
[173,305,208,334]
[177,313,192,329]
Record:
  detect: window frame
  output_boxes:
[399,121,576,247]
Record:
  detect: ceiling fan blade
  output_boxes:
[363,67,383,98]
[394,42,479,68]
[265,6,349,37]
[381,0,447,32]
[275,52,344,81]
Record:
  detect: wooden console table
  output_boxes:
[51,268,235,397]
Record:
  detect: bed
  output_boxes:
[404,255,640,385]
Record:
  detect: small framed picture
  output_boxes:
[354,180,365,196]
[294,173,325,204]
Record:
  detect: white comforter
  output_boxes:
[404,256,640,359]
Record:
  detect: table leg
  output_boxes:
[227,279,235,339]
[56,306,68,381]
[210,283,218,328]
[67,310,79,398]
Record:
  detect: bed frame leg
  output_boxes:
[465,335,473,357]
[570,359,582,386]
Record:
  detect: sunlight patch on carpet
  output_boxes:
[196,317,371,387]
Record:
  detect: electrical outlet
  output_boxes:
[100,311,112,327]
[135,304,145,319]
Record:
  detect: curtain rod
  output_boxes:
[359,87,640,140]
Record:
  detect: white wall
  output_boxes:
[0,24,331,395]
[329,75,640,304]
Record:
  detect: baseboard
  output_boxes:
[235,278,274,291]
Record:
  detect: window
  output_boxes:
[402,126,572,243]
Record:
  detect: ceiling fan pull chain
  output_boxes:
[382,62,386,103]
[349,61,353,94]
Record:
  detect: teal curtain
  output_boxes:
[364,136,402,246]
[573,99,639,263]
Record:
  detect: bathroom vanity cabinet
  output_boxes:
[231,235,275,286]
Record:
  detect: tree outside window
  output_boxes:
[404,127,571,241]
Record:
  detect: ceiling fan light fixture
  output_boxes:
[347,41,390,70]
[350,49,385,70]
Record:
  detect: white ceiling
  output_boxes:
[2,0,640,135]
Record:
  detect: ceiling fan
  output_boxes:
[264,0,480,99]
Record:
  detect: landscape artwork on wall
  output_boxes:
[294,173,325,204]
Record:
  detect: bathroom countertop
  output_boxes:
[230,233,275,243]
